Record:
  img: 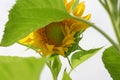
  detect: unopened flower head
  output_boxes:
[19,0,91,57]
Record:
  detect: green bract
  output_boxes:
[71,48,101,68]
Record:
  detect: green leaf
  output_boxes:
[0,0,71,46]
[62,70,71,80]
[102,46,120,80]
[71,48,101,68]
[0,56,45,80]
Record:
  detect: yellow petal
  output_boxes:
[77,22,90,30]
[64,0,68,6]
[70,23,82,32]
[64,39,74,46]
[46,44,54,52]
[73,2,85,17]
[82,14,91,20]
[41,44,54,57]
[63,34,74,44]
[66,0,75,12]
[55,47,64,56]
[19,33,34,44]
[64,24,70,34]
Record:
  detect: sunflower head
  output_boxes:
[19,0,91,57]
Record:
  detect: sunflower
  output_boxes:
[19,0,91,57]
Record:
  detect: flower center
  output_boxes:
[45,22,65,46]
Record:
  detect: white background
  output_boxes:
[0,0,116,80]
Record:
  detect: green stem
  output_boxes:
[99,0,120,46]
[105,2,120,46]
[46,62,57,80]
[110,15,120,46]
[72,16,120,55]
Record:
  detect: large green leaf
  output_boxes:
[0,56,45,80]
[0,0,71,46]
[102,46,120,80]
[71,48,101,68]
